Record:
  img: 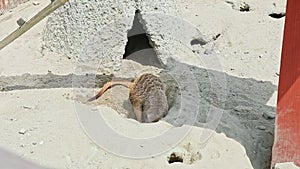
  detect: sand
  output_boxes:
[0,0,289,169]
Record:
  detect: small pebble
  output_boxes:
[32,142,37,146]
[22,106,32,109]
[239,2,250,12]
[256,125,266,130]
[16,18,26,26]
[39,141,44,145]
[18,129,28,135]
[10,118,17,121]
[263,111,276,119]
[225,0,234,5]
[33,1,40,5]
[266,130,274,135]
[234,105,253,112]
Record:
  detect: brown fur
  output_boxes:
[88,73,168,123]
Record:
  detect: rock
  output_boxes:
[239,2,250,12]
[234,105,253,112]
[18,128,28,135]
[22,105,32,109]
[43,0,136,70]
[266,130,273,135]
[256,125,266,130]
[263,111,276,119]
[225,0,234,5]
[226,1,251,12]
[32,1,40,5]
[10,118,17,121]
[16,18,26,26]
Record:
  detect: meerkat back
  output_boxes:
[129,73,168,123]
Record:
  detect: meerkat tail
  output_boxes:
[88,81,133,102]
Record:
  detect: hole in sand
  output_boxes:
[167,149,202,165]
[123,10,163,68]
[269,12,285,19]
[168,152,184,164]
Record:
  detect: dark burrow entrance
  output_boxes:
[167,152,184,164]
[268,12,285,19]
[123,10,163,68]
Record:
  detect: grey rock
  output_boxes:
[263,111,276,119]
[233,105,253,112]
[256,125,266,130]
[18,128,28,135]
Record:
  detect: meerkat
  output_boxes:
[88,73,169,123]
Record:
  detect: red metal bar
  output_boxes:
[1,0,6,10]
[0,0,26,12]
[271,0,300,167]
